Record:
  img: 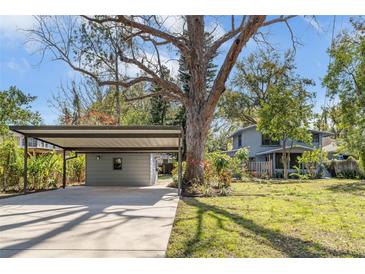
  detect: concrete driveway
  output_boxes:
[0,186,179,258]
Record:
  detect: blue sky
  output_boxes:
[0,16,352,124]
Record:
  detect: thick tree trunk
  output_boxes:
[184,103,211,185]
[183,16,209,185]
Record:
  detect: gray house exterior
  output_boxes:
[227,125,332,177]
[86,153,158,186]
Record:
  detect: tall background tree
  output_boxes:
[323,17,365,169]
[0,86,41,135]
[29,15,296,185]
[219,49,297,126]
[257,72,315,179]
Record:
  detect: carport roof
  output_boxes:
[10,125,182,152]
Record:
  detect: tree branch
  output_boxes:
[205,16,246,60]
[82,15,190,56]
[123,90,181,102]
[206,16,267,115]
[262,15,297,27]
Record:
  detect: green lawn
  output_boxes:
[166,179,365,258]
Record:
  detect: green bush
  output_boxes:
[231,147,250,179]
[0,136,85,193]
[172,161,186,184]
[208,152,231,175]
[171,152,236,196]
[0,137,23,191]
[297,149,327,179]
[67,154,85,183]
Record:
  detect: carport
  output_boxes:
[10,125,183,195]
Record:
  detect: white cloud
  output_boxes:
[0,16,38,53]
[0,16,35,40]
[5,58,31,74]
[302,16,323,33]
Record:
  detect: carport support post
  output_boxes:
[23,136,28,194]
[178,137,182,196]
[62,149,66,189]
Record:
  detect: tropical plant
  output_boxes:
[67,155,86,183]
[297,149,327,179]
[231,147,249,179]
[0,137,23,192]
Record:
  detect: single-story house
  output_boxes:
[9,125,183,194]
[226,125,333,177]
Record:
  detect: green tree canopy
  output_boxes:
[257,78,315,179]
[0,86,41,135]
[323,17,365,167]
[220,49,297,126]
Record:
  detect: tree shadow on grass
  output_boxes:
[181,197,364,258]
[326,182,365,196]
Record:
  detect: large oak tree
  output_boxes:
[29,15,295,184]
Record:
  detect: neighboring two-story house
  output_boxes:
[13,132,61,154]
[227,125,333,177]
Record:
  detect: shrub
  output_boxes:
[209,152,231,175]
[172,161,186,184]
[232,147,250,179]
[234,147,249,162]
[297,149,327,179]
[0,137,23,192]
[171,152,236,196]
[67,154,85,183]
[0,136,86,193]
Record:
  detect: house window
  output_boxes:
[312,133,319,143]
[237,134,242,147]
[261,134,280,146]
[113,158,123,170]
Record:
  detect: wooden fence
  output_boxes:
[247,160,273,178]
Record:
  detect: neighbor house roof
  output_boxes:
[255,144,315,155]
[229,124,334,138]
[9,125,182,152]
[228,125,256,138]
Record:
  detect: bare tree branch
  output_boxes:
[82,15,190,56]
[206,16,267,115]
[262,15,297,27]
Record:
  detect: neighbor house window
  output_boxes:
[261,135,280,146]
[237,134,242,147]
[312,133,319,143]
[113,158,122,170]
[22,138,37,147]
